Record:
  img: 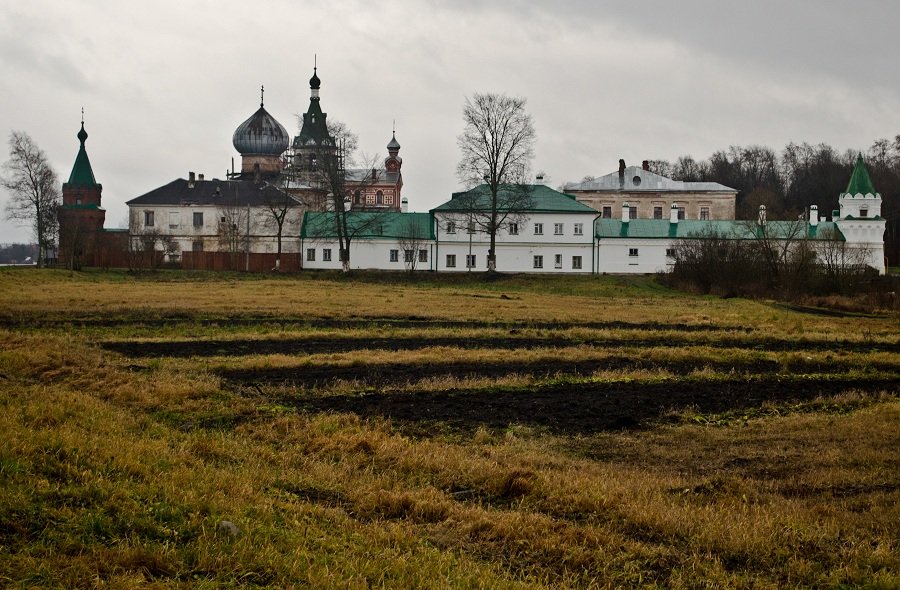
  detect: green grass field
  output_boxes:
[1,268,898,588]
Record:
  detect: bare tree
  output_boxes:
[315,137,383,272]
[457,93,536,271]
[259,185,303,271]
[1,131,60,266]
[397,215,427,273]
[217,196,249,271]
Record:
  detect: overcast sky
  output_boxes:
[2,0,899,243]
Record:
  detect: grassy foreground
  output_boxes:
[0,268,898,588]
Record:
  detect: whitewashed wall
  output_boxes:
[433,211,596,273]
[300,237,436,271]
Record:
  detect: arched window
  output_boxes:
[376,190,384,205]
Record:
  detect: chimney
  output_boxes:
[618,159,626,190]
[642,160,650,171]
[670,203,679,223]
[809,205,819,226]
[622,202,630,223]
[401,197,408,213]
[188,171,195,189]
[371,168,377,180]
[535,173,544,183]
[198,173,204,181]
[758,205,767,225]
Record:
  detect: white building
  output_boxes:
[126,175,304,262]
[430,184,598,273]
[300,211,435,271]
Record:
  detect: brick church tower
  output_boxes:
[58,119,106,268]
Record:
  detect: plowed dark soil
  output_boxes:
[103,335,900,358]
[0,315,733,332]
[283,376,900,435]
[220,357,897,390]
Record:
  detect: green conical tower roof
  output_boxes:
[67,122,98,186]
[844,153,877,196]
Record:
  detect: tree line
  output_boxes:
[646,137,900,263]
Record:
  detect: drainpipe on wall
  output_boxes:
[592,213,602,274]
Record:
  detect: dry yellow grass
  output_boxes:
[0,269,897,587]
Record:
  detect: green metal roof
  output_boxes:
[66,123,99,187]
[301,211,435,240]
[595,219,844,241]
[431,184,596,213]
[845,154,877,196]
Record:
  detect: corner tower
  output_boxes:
[835,154,887,273]
[58,118,106,268]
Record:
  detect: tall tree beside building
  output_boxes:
[1,131,60,267]
[456,93,535,271]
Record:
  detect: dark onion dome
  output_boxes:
[232,105,289,155]
[387,131,400,151]
[309,67,321,90]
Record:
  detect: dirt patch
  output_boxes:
[103,335,900,358]
[0,315,735,332]
[219,357,897,390]
[281,376,900,435]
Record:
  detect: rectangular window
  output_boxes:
[677,207,685,220]
[629,206,638,219]
[193,211,203,227]
[508,223,518,235]
[629,248,639,257]
[144,211,155,227]
[602,206,612,218]
[418,249,428,262]
[700,207,710,220]
[534,223,543,235]
[446,254,456,268]
[666,248,675,258]
[192,241,203,252]
[554,254,563,268]
[574,223,583,235]
[446,221,456,234]
[306,248,316,261]
[554,223,564,235]
[466,254,476,269]
[404,249,413,263]
[533,255,543,269]
[653,206,663,220]
[572,255,582,269]
[860,208,869,217]
[323,248,332,261]
[169,212,179,229]
[390,249,399,262]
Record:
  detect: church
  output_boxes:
[119,67,404,269]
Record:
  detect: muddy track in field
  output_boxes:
[281,376,900,435]
[220,358,899,389]
[0,315,735,332]
[103,335,900,358]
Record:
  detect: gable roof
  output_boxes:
[301,211,434,240]
[595,218,843,241]
[432,184,596,214]
[126,179,301,208]
[565,166,736,193]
